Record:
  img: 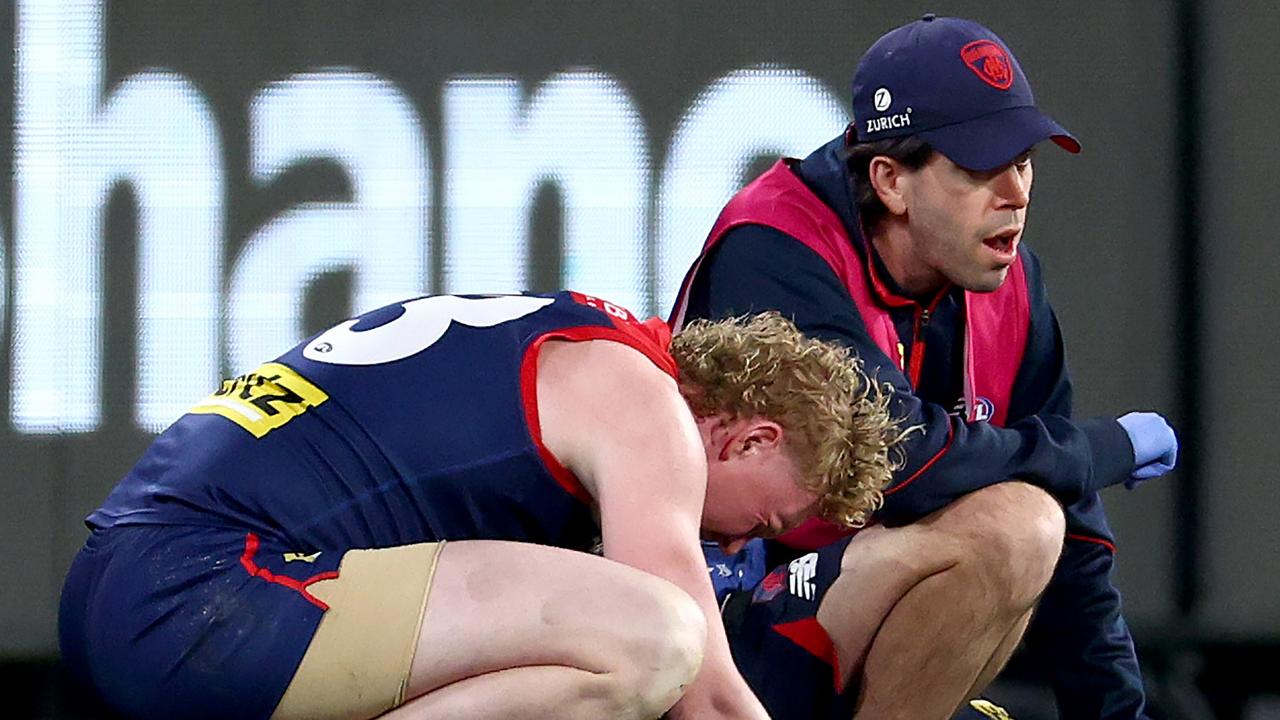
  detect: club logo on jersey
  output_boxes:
[961,40,1014,90]
[189,362,328,438]
[788,552,819,601]
[969,699,1015,720]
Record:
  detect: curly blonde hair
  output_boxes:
[671,312,907,528]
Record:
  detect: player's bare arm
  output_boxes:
[538,338,771,720]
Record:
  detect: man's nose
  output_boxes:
[996,164,1031,209]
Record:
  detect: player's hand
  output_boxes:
[1116,411,1178,488]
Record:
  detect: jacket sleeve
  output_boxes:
[1010,250,1150,719]
[682,225,1134,521]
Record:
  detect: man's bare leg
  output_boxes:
[385,666,639,720]
[815,482,1064,720]
[384,540,707,720]
[965,608,1034,701]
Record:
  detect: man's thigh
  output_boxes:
[723,534,1024,720]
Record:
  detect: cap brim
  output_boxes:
[918,106,1080,172]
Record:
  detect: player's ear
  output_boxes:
[696,414,736,462]
[869,155,910,217]
[739,420,783,456]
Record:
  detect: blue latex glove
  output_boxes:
[702,539,767,603]
[1116,411,1178,488]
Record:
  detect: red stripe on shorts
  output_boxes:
[773,617,846,693]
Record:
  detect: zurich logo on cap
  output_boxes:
[873,87,893,111]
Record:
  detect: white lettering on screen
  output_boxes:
[8,0,845,434]
[443,72,648,314]
[229,72,429,378]
[14,0,223,432]
[654,66,847,315]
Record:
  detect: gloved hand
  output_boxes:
[1116,411,1178,489]
[702,539,767,603]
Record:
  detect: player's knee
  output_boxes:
[604,579,707,718]
[960,481,1065,604]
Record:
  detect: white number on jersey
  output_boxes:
[302,295,555,366]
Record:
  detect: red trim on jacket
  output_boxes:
[1066,533,1117,554]
[883,422,956,497]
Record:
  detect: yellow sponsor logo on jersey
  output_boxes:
[969,699,1015,720]
[189,362,328,438]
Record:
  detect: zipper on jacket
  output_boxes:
[906,294,945,389]
[908,307,928,388]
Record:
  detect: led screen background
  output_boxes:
[0,0,1275,659]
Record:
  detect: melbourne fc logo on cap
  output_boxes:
[960,40,1014,90]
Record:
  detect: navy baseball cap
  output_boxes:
[851,14,1080,171]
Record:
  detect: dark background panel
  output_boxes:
[1,0,1185,653]
[2,1,1278,716]
[1201,1,1280,640]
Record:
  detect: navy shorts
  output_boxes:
[59,524,343,720]
[724,536,859,720]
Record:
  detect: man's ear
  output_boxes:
[737,420,783,456]
[697,414,735,461]
[869,155,910,217]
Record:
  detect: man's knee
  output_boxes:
[953,482,1065,603]
[601,578,707,718]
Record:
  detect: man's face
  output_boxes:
[698,419,822,555]
[900,150,1034,293]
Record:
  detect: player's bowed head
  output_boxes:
[670,312,909,548]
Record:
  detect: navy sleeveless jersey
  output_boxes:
[86,292,676,553]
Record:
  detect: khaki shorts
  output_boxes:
[271,541,444,720]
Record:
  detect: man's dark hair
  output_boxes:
[841,132,934,230]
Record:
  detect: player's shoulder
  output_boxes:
[539,335,678,400]
[535,328,701,500]
[536,327,689,447]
